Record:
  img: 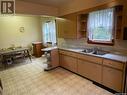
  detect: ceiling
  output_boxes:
[18,0,72,7]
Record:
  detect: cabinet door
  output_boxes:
[51,49,59,67]
[102,67,123,92]
[77,59,102,83]
[60,54,77,73]
[56,14,77,38]
[56,19,65,38]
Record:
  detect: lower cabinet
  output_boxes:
[77,59,102,83]
[60,54,77,73]
[59,50,125,92]
[102,66,123,92]
[51,49,59,67]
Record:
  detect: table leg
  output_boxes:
[27,50,32,62]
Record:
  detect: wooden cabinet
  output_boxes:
[77,14,88,38]
[60,54,77,73]
[102,59,125,92]
[115,5,123,39]
[115,5,127,40]
[77,53,102,64]
[56,13,85,39]
[56,19,65,38]
[51,49,59,67]
[59,49,126,92]
[77,59,102,83]
[32,42,43,57]
[103,59,124,70]
[102,66,123,92]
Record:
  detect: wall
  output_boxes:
[0,15,42,49]
[58,38,127,55]
[16,1,58,16]
[59,0,122,16]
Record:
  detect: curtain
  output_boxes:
[87,8,114,41]
[43,20,56,45]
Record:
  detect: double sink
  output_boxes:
[81,48,108,56]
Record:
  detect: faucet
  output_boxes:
[93,47,99,52]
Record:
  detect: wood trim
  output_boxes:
[59,0,123,17]
[77,0,123,15]
[87,38,114,46]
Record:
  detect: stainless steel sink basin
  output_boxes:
[81,48,108,56]
[92,50,107,55]
[82,48,93,53]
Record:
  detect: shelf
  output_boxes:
[115,5,123,39]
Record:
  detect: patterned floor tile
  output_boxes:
[0,58,114,95]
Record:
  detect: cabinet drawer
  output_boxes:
[103,59,124,70]
[77,54,102,64]
[59,50,77,57]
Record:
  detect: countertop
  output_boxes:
[41,46,58,52]
[59,48,127,63]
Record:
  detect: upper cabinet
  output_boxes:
[56,4,126,40]
[115,5,127,40]
[56,13,86,39]
[115,6,123,39]
[77,14,88,38]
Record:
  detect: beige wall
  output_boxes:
[59,0,121,15]
[16,1,58,16]
[0,15,42,49]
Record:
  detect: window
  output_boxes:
[87,8,114,45]
[42,20,56,46]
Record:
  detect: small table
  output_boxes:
[0,47,31,67]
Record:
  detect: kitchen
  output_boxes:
[0,0,127,95]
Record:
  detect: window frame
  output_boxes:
[87,8,115,46]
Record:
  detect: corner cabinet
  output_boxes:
[56,13,86,39]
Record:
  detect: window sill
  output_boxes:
[87,39,114,46]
